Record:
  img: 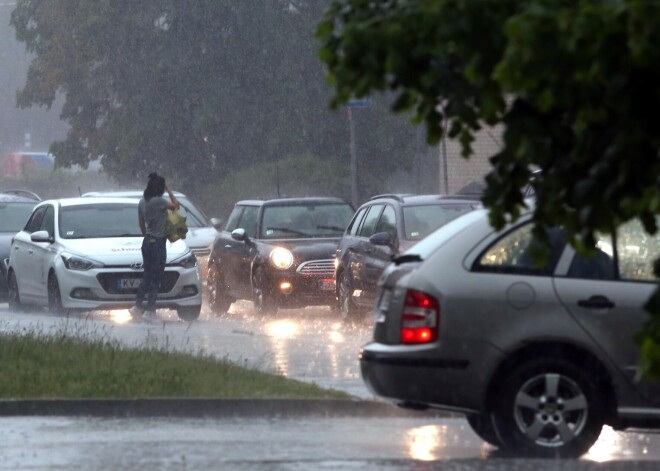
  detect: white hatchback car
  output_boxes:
[6,197,202,320]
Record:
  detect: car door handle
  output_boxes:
[577,295,615,310]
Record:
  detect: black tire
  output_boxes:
[337,270,361,322]
[47,272,65,314]
[492,357,605,457]
[7,270,23,312]
[177,305,201,321]
[466,413,503,448]
[206,261,232,315]
[252,267,277,315]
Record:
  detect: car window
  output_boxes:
[225,206,244,232]
[239,206,259,238]
[358,204,384,238]
[25,206,46,233]
[567,233,616,280]
[40,205,55,236]
[59,203,142,239]
[347,207,368,236]
[403,204,474,241]
[475,223,565,275]
[261,203,353,239]
[617,219,660,282]
[0,202,35,232]
[177,197,210,228]
[374,205,397,240]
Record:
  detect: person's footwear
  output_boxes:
[128,306,144,319]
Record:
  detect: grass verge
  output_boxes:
[0,330,352,399]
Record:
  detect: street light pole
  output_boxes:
[348,107,358,207]
[437,102,449,194]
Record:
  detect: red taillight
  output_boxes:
[401,289,439,344]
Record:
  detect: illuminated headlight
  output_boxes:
[270,247,293,269]
[61,254,103,271]
[172,253,197,269]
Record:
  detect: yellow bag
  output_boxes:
[165,209,188,243]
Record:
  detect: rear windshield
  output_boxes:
[60,203,142,239]
[261,203,354,239]
[403,204,474,241]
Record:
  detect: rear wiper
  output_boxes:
[392,253,423,265]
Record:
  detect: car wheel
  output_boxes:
[337,270,361,322]
[47,272,65,314]
[492,357,605,457]
[7,270,23,312]
[206,261,232,315]
[466,413,503,447]
[177,305,201,321]
[252,267,277,315]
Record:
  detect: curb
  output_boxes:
[0,398,455,419]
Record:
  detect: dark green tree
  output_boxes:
[317,0,660,373]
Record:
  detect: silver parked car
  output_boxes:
[360,208,660,457]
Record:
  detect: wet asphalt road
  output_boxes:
[3,302,660,469]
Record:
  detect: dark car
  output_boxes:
[206,197,355,315]
[0,190,41,300]
[334,194,480,320]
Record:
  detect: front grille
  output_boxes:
[297,259,334,276]
[97,271,179,294]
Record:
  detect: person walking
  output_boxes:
[129,172,180,320]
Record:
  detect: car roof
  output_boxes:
[367,193,481,205]
[39,197,140,207]
[235,196,352,207]
[81,190,186,198]
[0,190,41,202]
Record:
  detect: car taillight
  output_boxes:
[401,289,439,344]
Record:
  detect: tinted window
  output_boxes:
[358,204,384,238]
[475,223,565,275]
[0,202,36,232]
[41,205,55,236]
[240,206,259,238]
[261,203,354,239]
[347,207,368,236]
[60,204,142,239]
[567,233,615,280]
[224,206,243,232]
[403,204,474,241]
[375,205,397,239]
[25,207,46,233]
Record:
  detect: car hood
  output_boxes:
[269,238,341,260]
[185,226,218,249]
[60,237,189,264]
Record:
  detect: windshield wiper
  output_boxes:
[316,224,345,232]
[392,253,423,265]
[266,227,309,237]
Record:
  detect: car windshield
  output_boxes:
[176,196,210,228]
[60,203,142,239]
[0,202,36,232]
[403,204,474,241]
[261,203,354,239]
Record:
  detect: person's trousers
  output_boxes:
[135,236,166,310]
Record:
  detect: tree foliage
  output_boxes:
[10,0,423,202]
[317,0,660,373]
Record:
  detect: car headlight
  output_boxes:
[61,254,103,271]
[171,252,197,269]
[270,247,293,270]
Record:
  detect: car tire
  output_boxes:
[337,270,361,322]
[492,357,605,457]
[177,305,201,321]
[252,267,277,315]
[466,413,503,448]
[206,261,233,315]
[7,270,23,312]
[48,272,65,314]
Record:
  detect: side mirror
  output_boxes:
[369,231,392,247]
[231,228,247,242]
[211,217,224,230]
[31,230,53,243]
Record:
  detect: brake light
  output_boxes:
[401,289,439,344]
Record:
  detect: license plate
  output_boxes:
[117,278,141,289]
[319,278,335,291]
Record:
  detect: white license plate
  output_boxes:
[319,278,335,291]
[117,278,141,289]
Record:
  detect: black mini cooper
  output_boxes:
[206,197,355,315]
